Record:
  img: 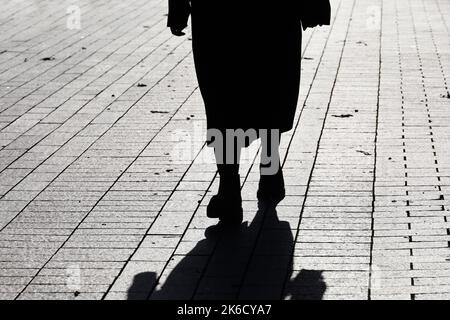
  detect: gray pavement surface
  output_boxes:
[0,0,450,300]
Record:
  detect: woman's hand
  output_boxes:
[167,0,191,36]
[170,27,186,37]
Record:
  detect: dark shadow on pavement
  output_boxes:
[127,201,326,300]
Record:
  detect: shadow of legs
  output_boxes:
[127,202,326,300]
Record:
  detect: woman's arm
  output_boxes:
[300,0,331,31]
[167,0,191,36]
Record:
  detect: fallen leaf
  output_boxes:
[151,110,169,114]
[332,114,354,118]
[357,150,371,156]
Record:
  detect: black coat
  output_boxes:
[168,0,330,133]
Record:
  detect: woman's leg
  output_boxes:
[207,132,243,224]
[215,136,240,178]
[260,129,281,176]
[258,129,285,202]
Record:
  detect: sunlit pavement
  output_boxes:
[0,0,450,300]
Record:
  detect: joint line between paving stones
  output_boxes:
[368,0,383,301]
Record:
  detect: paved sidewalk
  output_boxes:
[0,0,449,300]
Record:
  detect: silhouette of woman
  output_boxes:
[168,0,330,225]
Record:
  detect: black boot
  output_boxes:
[257,165,285,203]
[207,167,243,225]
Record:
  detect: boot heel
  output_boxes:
[207,174,243,224]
